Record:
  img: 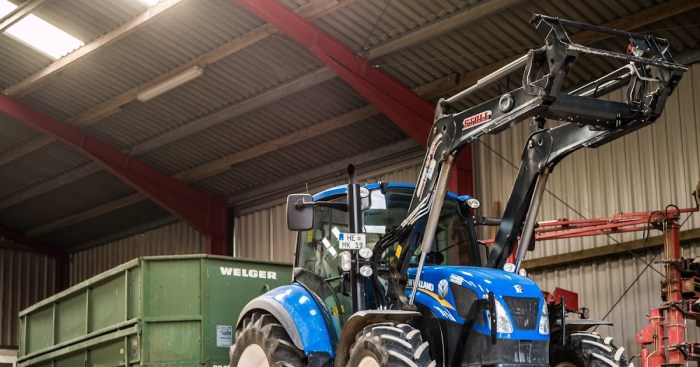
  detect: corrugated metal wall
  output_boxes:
[69,221,205,285]
[0,248,55,348]
[474,64,700,256]
[531,244,700,360]
[234,205,294,262]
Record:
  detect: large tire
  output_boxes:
[347,323,436,367]
[550,331,631,367]
[229,312,305,367]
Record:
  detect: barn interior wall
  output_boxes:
[474,63,700,258]
[530,243,700,362]
[68,221,205,285]
[0,248,55,349]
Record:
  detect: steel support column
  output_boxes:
[0,94,228,254]
[449,148,474,195]
[234,0,474,193]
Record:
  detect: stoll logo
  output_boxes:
[462,110,492,129]
[219,267,277,279]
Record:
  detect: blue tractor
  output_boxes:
[230,14,685,367]
[233,181,550,366]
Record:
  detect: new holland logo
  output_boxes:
[513,285,524,294]
[462,110,492,129]
[437,279,449,299]
[406,279,434,292]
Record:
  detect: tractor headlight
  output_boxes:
[339,251,352,272]
[358,246,373,259]
[489,300,513,333]
[538,302,549,335]
[359,265,373,277]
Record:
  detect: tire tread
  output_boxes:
[550,331,628,367]
[348,323,434,366]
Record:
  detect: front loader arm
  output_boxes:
[373,14,686,310]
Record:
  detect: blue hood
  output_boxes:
[407,266,548,341]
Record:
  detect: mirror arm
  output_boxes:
[296,200,349,212]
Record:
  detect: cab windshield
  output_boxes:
[294,186,481,334]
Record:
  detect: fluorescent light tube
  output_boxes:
[137,66,204,102]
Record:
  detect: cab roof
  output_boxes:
[312,182,473,202]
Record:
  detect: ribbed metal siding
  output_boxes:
[530,243,700,360]
[0,249,55,348]
[233,204,296,263]
[474,63,700,258]
[68,222,204,285]
[233,209,271,261]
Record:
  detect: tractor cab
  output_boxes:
[292,182,484,337]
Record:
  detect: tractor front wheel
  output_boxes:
[347,323,435,367]
[550,331,630,367]
[229,312,304,367]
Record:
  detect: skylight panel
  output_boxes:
[0,0,15,18]
[5,14,84,59]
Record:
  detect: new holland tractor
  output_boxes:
[230,14,686,367]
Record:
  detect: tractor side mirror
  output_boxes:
[287,194,314,231]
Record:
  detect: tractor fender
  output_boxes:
[334,310,421,367]
[550,318,614,348]
[562,318,612,333]
[411,290,460,323]
[236,283,334,356]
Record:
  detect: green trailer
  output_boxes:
[17,255,292,367]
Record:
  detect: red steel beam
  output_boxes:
[235,0,474,194]
[235,0,433,144]
[0,94,227,255]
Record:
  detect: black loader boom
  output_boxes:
[374,14,686,311]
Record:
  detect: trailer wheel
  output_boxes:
[550,331,630,367]
[347,323,435,367]
[229,312,304,367]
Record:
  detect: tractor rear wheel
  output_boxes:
[229,312,304,367]
[347,323,435,367]
[550,331,630,367]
